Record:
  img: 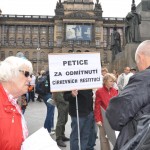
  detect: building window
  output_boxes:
[76,50,81,52]
[41,38,46,46]
[49,27,54,34]
[9,37,15,45]
[40,51,45,60]
[25,38,30,45]
[25,26,31,33]
[57,26,62,32]
[17,26,23,33]
[8,51,13,56]
[103,28,109,48]
[33,51,37,59]
[25,51,29,59]
[68,40,73,45]
[68,50,73,53]
[76,40,81,45]
[33,38,38,46]
[41,27,46,34]
[49,41,54,47]
[2,36,7,45]
[95,27,100,33]
[95,40,100,46]
[33,27,39,34]
[9,26,15,33]
[103,41,107,48]
[17,38,23,45]
[0,51,5,60]
[57,39,62,46]
[49,27,54,40]
[84,41,90,45]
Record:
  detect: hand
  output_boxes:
[97,121,102,127]
[71,90,78,97]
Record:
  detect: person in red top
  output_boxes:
[0,56,33,150]
[94,73,118,150]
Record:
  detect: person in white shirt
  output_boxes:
[117,67,133,92]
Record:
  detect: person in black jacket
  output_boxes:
[106,40,150,150]
[64,89,93,150]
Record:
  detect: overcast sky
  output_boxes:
[0,0,141,17]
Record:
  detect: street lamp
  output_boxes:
[36,47,40,73]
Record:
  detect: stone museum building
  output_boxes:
[0,0,148,72]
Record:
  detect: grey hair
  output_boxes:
[0,56,33,82]
[135,40,150,63]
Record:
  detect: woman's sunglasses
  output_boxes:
[19,70,30,77]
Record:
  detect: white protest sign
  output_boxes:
[48,52,102,92]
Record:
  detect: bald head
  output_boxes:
[135,40,150,71]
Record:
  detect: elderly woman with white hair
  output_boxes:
[0,56,33,150]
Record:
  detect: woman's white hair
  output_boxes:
[0,56,33,82]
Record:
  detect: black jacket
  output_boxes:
[106,67,150,150]
[64,90,93,117]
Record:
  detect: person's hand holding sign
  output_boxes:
[97,121,102,127]
[71,90,78,97]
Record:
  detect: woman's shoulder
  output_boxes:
[96,87,104,92]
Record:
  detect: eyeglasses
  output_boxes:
[19,70,30,77]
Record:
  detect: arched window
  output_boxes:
[40,51,45,60]
[25,38,30,45]
[0,51,5,60]
[40,27,46,34]
[33,38,38,46]
[8,51,13,56]
[41,38,46,46]
[9,26,15,33]
[76,50,81,52]
[17,37,23,45]
[33,51,37,59]
[85,50,89,52]
[57,38,62,47]
[9,37,15,45]
[25,51,29,59]
[68,50,73,53]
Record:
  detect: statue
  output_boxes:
[56,0,63,9]
[111,26,122,60]
[125,0,141,43]
[95,0,102,10]
[55,0,64,16]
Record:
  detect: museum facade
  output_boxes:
[0,0,125,72]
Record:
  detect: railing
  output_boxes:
[0,15,125,21]
[103,17,125,21]
[0,14,54,19]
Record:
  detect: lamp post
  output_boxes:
[36,47,40,73]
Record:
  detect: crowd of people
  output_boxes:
[2,40,150,150]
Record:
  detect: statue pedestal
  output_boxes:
[124,43,139,68]
[110,43,139,73]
